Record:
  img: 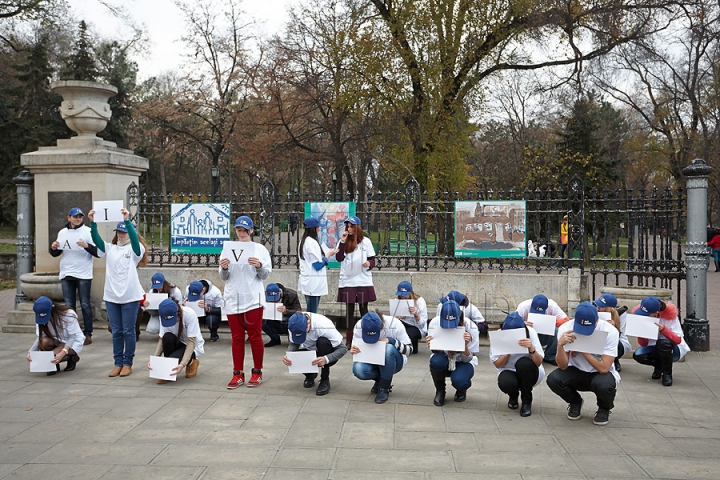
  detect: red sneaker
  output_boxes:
[227,372,245,389]
[247,369,262,387]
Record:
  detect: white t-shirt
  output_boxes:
[353,315,412,365]
[30,310,85,354]
[57,225,95,280]
[292,313,344,351]
[298,237,328,296]
[617,311,632,355]
[517,298,568,323]
[158,306,205,357]
[427,316,480,365]
[489,326,546,386]
[219,242,272,314]
[98,242,146,304]
[397,296,428,335]
[557,319,620,383]
[338,237,376,288]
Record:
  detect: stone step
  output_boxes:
[2,325,35,334]
[5,310,35,326]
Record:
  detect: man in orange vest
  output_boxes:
[559,215,568,258]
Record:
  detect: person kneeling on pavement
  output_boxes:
[149,298,204,384]
[283,312,347,396]
[186,279,224,342]
[28,296,85,376]
[263,282,302,347]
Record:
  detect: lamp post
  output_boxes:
[332,171,338,201]
[211,165,220,201]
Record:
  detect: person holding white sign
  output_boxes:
[27,296,85,376]
[219,216,272,389]
[631,297,689,387]
[262,283,302,347]
[593,293,631,372]
[49,207,98,345]
[490,312,544,417]
[336,216,377,347]
[427,300,479,406]
[142,273,183,335]
[282,312,348,396]
[297,217,338,313]
[516,294,570,366]
[394,281,427,354]
[148,299,204,384]
[185,279,224,342]
[434,290,486,332]
[350,311,413,404]
[546,301,619,426]
[90,208,148,378]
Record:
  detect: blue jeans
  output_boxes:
[106,301,139,367]
[305,295,321,314]
[352,343,404,381]
[61,276,93,336]
[429,353,474,390]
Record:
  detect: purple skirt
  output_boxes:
[337,286,377,304]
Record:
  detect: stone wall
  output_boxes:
[0,253,16,281]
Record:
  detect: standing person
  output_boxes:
[89,207,148,377]
[427,300,480,406]
[708,234,720,272]
[393,281,427,354]
[490,312,544,417]
[263,282,302,347]
[185,279,224,342]
[49,207,97,345]
[336,216,377,347]
[350,311,413,403]
[219,216,272,389]
[546,301,619,426]
[143,273,183,335]
[297,217,338,313]
[516,294,569,365]
[631,296,689,387]
[27,296,85,375]
[149,299,204,384]
[283,312,348,396]
[559,215,569,258]
[593,293,631,372]
[435,290,486,331]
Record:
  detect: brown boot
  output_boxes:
[186,358,200,378]
[156,379,169,384]
[119,366,132,377]
[108,366,122,377]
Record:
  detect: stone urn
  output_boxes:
[20,272,64,302]
[50,80,118,137]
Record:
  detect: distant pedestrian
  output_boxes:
[559,215,568,258]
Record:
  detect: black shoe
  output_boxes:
[507,397,519,410]
[520,403,532,417]
[316,378,330,396]
[303,374,317,388]
[567,398,583,420]
[662,373,673,386]
[210,335,219,342]
[370,377,380,394]
[264,338,281,347]
[614,358,621,372]
[433,390,446,406]
[47,364,60,376]
[374,379,392,404]
[652,366,662,380]
[64,355,79,372]
[454,389,467,402]
[593,408,610,426]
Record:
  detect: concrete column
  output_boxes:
[13,170,34,309]
[682,158,713,351]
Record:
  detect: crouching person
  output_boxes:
[28,296,85,376]
[149,298,204,384]
[350,311,413,404]
[283,312,348,396]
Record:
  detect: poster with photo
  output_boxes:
[171,203,231,254]
[304,202,356,268]
[454,200,527,258]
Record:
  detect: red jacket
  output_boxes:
[632,302,682,346]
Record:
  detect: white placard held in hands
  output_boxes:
[389,299,412,318]
[624,314,659,340]
[427,326,465,351]
[186,301,205,317]
[92,200,124,222]
[262,301,284,321]
[489,328,529,356]
[352,338,386,366]
[527,313,556,336]
[286,351,319,374]
[598,312,611,321]
[29,351,57,372]
[562,329,609,355]
[56,228,85,250]
[220,241,256,264]
[145,293,169,310]
[149,355,180,381]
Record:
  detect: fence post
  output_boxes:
[13,170,34,309]
[682,158,712,351]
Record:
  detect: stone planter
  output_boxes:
[50,80,118,137]
[20,272,64,302]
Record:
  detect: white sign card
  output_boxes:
[220,241,255,264]
[262,301,284,321]
[149,355,179,381]
[145,293,169,310]
[527,313,556,336]
[427,326,465,351]
[185,301,205,317]
[598,312,611,321]
[489,328,529,356]
[92,200,124,222]
[563,329,609,355]
[29,351,56,372]
[56,229,85,250]
[286,350,319,374]
[389,299,412,318]
[625,314,659,340]
[352,338,386,365]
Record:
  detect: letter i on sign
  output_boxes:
[104,209,109,221]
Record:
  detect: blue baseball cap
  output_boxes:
[67,207,84,217]
[114,222,128,233]
[303,217,320,228]
[345,216,361,226]
[288,313,308,344]
[151,273,165,290]
[573,301,598,336]
[234,216,254,229]
[187,281,204,302]
[265,283,281,302]
[502,312,525,330]
[636,296,661,316]
[530,294,548,313]
[33,296,53,325]
[361,312,383,344]
[440,290,469,307]
[440,300,462,328]
[158,299,179,327]
[593,293,617,309]
[396,281,413,296]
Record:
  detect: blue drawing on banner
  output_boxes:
[171,203,230,250]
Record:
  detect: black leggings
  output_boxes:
[161,332,196,364]
[345,303,368,329]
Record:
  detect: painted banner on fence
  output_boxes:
[454,200,527,258]
[304,201,355,268]
[171,203,231,254]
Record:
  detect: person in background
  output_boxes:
[393,281,427,354]
[593,293,631,372]
[559,215,569,258]
[27,296,85,375]
[297,217,338,313]
[50,207,98,345]
[149,298,204,384]
[708,234,720,272]
[516,294,569,366]
[435,290,486,332]
[185,279,224,342]
[143,273,183,335]
[263,282,302,347]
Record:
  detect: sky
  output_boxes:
[65,0,297,80]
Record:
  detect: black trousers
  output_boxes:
[497,356,539,404]
[303,336,336,381]
[262,319,288,342]
[546,365,617,410]
[161,333,196,364]
[403,324,422,353]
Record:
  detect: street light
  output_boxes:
[211,165,220,200]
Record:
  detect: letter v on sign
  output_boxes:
[231,249,244,262]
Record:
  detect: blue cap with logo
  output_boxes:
[234,216,254,229]
[265,283,281,302]
[158,298,179,327]
[396,281,413,296]
[573,301,598,336]
[530,294,548,313]
[33,296,53,325]
[361,312,383,344]
[440,290,469,307]
[288,313,308,344]
[67,207,84,217]
[440,300,462,329]
[593,293,617,309]
[303,217,320,228]
[345,216,361,226]
[114,221,128,233]
[151,273,165,290]
[636,296,661,316]
[502,312,525,330]
[187,281,204,302]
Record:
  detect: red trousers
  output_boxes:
[227,307,264,372]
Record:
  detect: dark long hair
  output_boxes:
[39,303,74,343]
[154,280,177,295]
[299,226,320,260]
[344,223,364,254]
